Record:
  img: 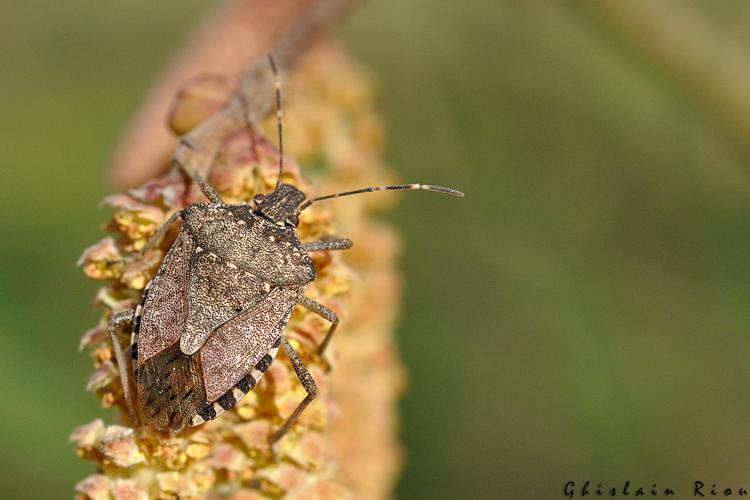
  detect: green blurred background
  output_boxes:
[4,1,750,498]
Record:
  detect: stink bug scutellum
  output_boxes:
[107,55,463,443]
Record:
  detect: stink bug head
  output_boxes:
[252,183,305,227]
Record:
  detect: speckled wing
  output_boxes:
[136,228,191,364]
[135,229,205,433]
[200,285,303,401]
[181,246,272,355]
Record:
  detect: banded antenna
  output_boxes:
[298,183,464,212]
[268,53,284,191]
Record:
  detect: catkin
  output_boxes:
[73,42,405,500]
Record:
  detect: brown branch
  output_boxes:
[111,0,356,188]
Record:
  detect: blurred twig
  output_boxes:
[111,0,356,188]
[567,0,750,164]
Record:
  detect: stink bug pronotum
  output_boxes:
[108,55,463,443]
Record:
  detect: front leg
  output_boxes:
[174,142,225,204]
[126,210,182,264]
[108,309,140,427]
[298,296,339,355]
[186,168,224,204]
[303,237,352,252]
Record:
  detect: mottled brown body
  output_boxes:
[132,195,315,433]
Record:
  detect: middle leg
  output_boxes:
[298,296,339,355]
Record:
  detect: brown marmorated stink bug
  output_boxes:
[107,56,464,444]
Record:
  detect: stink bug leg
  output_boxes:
[124,210,182,265]
[298,296,339,355]
[108,309,139,426]
[302,237,353,253]
[298,237,351,357]
[269,337,317,444]
[186,168,224,204]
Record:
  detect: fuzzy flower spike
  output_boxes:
[72,43,416,500]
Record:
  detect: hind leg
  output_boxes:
[268,337,317,444]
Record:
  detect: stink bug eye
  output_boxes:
[285,215,299,228]
[106,53,464,445]
[251,193,266,208]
